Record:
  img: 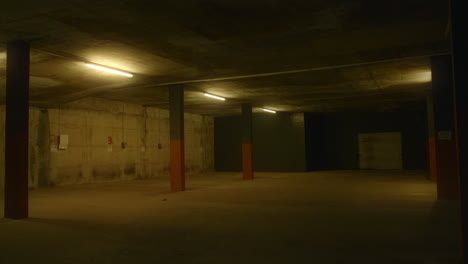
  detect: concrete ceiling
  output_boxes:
[0,0,449,115]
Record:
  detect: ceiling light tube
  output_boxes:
[262,108,276,114]
[204,93,226,101]
[85,63,133,77]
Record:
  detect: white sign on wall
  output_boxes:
[438,131,453,141]
[58,135,69,150]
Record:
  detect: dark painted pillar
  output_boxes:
[169,84,185,191]
[242,103,253,180]
[430,55,459,200]
[426,95,437,181]
[4,40,30,219]
[451,0,468,260]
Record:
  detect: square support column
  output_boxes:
[242,103,254,180]
[426,95,437,181]
[4,40,30,219]
[169,84,185,191]
[451,0,468,260]
[430,55,459,200]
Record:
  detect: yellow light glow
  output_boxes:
[262,108,276,114]
[402,70,432,83]
[204,93,226,101]
[415,71,432,83]
[85,63,133,77]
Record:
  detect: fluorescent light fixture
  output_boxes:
[262,108,276,114]
[85,63,133,77]
[204,93,226,101]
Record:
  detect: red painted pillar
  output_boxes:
[4,40,30,219]
[451,0,468,260]
[169,84,185,191]
[242,103,254,180]
[430,55,459,200]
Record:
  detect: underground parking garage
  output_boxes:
[1,1,467,263]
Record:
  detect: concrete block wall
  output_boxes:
[0,98,214,193]
[0,106,49,193]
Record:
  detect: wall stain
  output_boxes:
[124,165,136,175]
[52,168,83,186]
[92,167,120,180]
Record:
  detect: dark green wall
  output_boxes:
[214,116,242,171]
[214,113,307,172]
[215,110,427,172]
[305,109,428,170]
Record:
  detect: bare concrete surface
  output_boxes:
[0,1,449,114]
[0,171,461,263]
[0,100,215,191]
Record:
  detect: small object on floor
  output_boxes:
[162,198,167,201]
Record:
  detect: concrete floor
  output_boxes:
[0,171,461,263]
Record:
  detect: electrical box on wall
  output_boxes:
[58,135,69,150]
[438,131,453,141]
